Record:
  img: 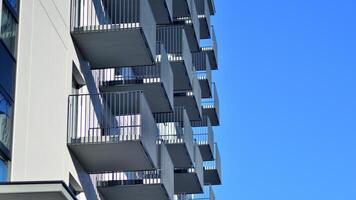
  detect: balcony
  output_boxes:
[201,83,219,126]
[70,0,156,68]
[174,76,202,121]
[204,143,221,185]
[155,107,194,168]
[0,182,76,200]
[193,52,212,98]
[172,0,192,19]
[175,186,215,200]
[193,118,214,161]
[195,0,211,39]
[174,144,204,194]
[201,27,218,70]
[157,25,194,91]
[174,0,200,52]
[148,0,173,24]
[95,44,174,113]
[95,144,174,200]
[207,0,215,15]
[67,92,158,173]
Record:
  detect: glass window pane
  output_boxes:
[1,4,18,58]
[0,159,7,181]
[0,92,12,151]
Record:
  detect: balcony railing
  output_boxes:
[174,0,200,51]
[176,185,215,200]
[154,107,194,168]
[93,144,174,200]
[195,0,211,39]
[93,43,174,113]
[194,53,212,98]
[174,75,202,121]
[201,83,219,126]
[67,91,158,172]
[157,25,194,91]
[70,0,156,67]
[193,118,214,161]
[174,143,204,194]
[201,26,218,70]
[203,143,221,185]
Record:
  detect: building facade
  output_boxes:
[0,0,221,199]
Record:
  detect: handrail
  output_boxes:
[67,92,158,146]
[193,118,214,153]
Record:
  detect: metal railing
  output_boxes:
[70,0,156,55]
[201,26,218,62]
[195,54,212,94]
[195,0,211,29]
[191,186,215,200]
[154,107,194,162]
[92,143,174,198]
[67,92,158,165]
[94,44,173,107]
[204,143,221,177]
[202,83,219,118]
[157,25,194,83]
[193,118,214,153]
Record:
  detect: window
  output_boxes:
[1,4,18,58]
[6,0,18,13]
[0,159,7,181]
[0,92,12,151]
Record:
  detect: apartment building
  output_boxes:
[0,0,221,199]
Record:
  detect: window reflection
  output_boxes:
[0,159,7,181]
[0,92,12,151]
[6,0,18,12]
[1,4,18,58]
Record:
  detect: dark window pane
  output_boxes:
[0,92,12,151]
[1,4,18,58]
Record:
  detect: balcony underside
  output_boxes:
[166,143,193,168]
[68,141,154,173]
[200,18,211,39]
[203,107,219,126]
[0,182,76,200]
[171,61,192,91]
[100,82,173,113]
[182,23,200,52]
[198,144,214,161]
[203,49,217,70]
[98,184,169,200]
[199,78,212,98]
[72,28,154,68]
[173,0,190,18]
[174,96,202,121]
[174,172,203,194]
[204,169,221,185]
[149,0,172,24]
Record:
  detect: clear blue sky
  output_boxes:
[213,0,356,199]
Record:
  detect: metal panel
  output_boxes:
[160,144,174,200]
[195,144,204,189]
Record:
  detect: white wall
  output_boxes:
[11,0,98,199]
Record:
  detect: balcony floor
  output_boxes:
[148,0,172,24]
[204,169,221,185]
[100,82,173,113]
[98,183,169,200]
[68,140,155,173]
[171,61,192,91]
[202,107,219,126]
[174,172,203,194]
[200,18,211,39]
[0,182,76,200]
[165,143,193,168]
[174,95,202,121]
[203,48,218,70]
[199,78,212,98]
[72,28,154,68]
[198,144,214,161]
